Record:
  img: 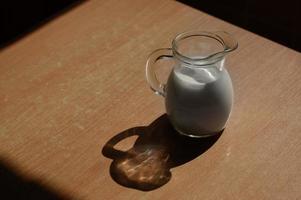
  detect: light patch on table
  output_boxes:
[226,146,232,157]
[0,126,8,138]
[57,61,62,67]
[35,95,43,104]
[75,123,85,130]
[62,97,69,104]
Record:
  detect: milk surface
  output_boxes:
[165,64,233,137]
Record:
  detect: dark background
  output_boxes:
[0,0,300,50]
[178,0,301,52]
[0,0,82,48]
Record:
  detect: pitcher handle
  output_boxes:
[146,48,173,97]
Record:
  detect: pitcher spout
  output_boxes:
[214,31,238,53]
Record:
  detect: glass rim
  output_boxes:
[171,30,238,66]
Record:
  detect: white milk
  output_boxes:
[165,64,233,137]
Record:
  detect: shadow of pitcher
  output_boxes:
[102,114,222,191]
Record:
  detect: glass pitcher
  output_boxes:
[146,31,238,137]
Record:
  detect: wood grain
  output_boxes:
[0,0,300,199]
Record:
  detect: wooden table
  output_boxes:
[0,0,300,199]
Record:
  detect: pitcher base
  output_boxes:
[175,128,222,138]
